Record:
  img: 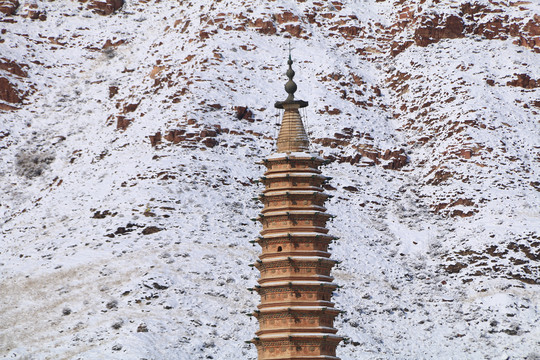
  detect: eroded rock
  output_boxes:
[0,0,19,15]
[87,0,124,16]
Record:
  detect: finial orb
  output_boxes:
[285,80,297,96]
[286,67,295,80]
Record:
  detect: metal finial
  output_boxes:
[284,56,297,102]
[274,46,308,109]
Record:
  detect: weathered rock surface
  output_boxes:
[0,0,18,15]
[0,77,21,104]
[87,0,123,16]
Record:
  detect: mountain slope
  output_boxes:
[1,1,539,359]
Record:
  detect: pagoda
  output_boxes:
[249,56,343,360]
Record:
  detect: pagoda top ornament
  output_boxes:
[274,55,310,153]
[275,55,308,109]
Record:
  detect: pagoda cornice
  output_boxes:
[257,232,337,240]
[256,333,343,341]
[260,227,329,235]
[253,256,338,264]
[256,280,338,288]
[257,210,334,218]
[257,327,339,336]
[258,190,331,197]
[263,186,325,194]
[261,173,330,180]
[259,251,331,260]
[262,152,327,162]
[258,301,336,309]
[254,306,342,314]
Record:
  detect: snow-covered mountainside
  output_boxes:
[1,1,539,359]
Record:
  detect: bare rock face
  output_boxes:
[414,14,464,46]
[87,0,124,16]
[507,74,538,89]
[21,2,46,20]
[0,58,28,77]
[0,58,29,109]
[0,77,21,104]
[249,18,276,35]
[0,0,19,15]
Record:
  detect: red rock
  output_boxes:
[427,170,453,185]
[507,74,538,89]
[414,14,464,47]
[283,24,303,38]
[251,18,276,35]
[0,103,18,111]
[88,0,123,16]
[103,39,126,49]
[473,17,506,40]
[390,40,413,56]
[451,210,476,218]
[459,149,472,159]
[0,58,27,77]
[451,198,475,207]
[109,86,118,98]
[275,11,298,24]
[25,7,46,20]
[149,132,161,147]
[0,77,21,104]
[123,102,140,113]
[164,129,186,144]
[318,106,341,115]
[524,16,540,36]
[398,6,414,20]
[116,116,132,131]
[0,0,19,16]
[460,2,487,16]
[235,106,254,121]
[202,137,218,148]
[338,26,361,40]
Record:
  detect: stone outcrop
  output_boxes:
[0,77,21,104]
[507,74,538,89]
[0,58,30,110]
[87,0,124,16]
[0,58,28,77]
[21,2,46,20]
[0,0,18,15]
[414,14,464,47]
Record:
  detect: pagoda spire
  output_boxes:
[274,56,310,153]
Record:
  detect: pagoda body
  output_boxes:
[250,57,342,360]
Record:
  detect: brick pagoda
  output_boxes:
[250,56,343,360]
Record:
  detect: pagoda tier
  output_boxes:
[252,334,342,360]
[251,56,342,360]
[252,233,337,259]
